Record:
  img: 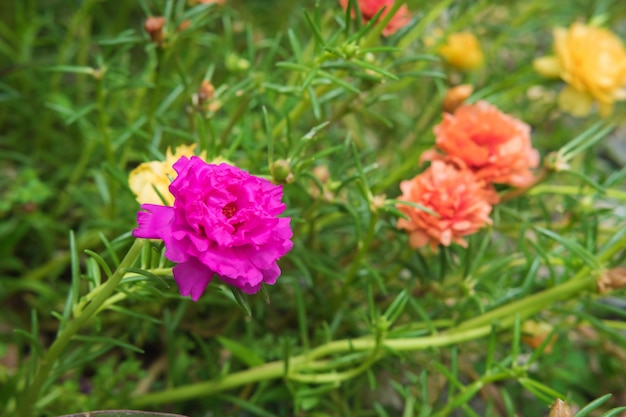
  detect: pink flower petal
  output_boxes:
[133,157,293,301]
[173,259,214,301]
[133,204,175,240]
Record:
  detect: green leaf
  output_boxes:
[518,377,565,404]
[41,65,96,75]
[598,406,626,417]
[303,10,325,47]
[230,286,252,317]
[72,335,145,354]
[84,249,113,279]
[534,226,600,269]
[57,411,188,417]
[216,336,264,367]
[574,394,613,417]
[351,59,398,80]
[123,267,171,288]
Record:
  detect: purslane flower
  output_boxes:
[423,101,539,189]
[133,157,293,300]
[533,22,626,117]
[396,160,493,250]
[438,32,484,71]
[128,145,207,206]
[338,0,411,37]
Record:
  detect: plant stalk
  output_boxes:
[18,239,145,417]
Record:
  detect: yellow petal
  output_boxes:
[557,86,594,117]
[533,56,562,78]
[128,162,174,205]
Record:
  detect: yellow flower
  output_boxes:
[128,145,207,206]
[438,32,484,71]
[533,22,626,117]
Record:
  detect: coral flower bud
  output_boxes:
[144,16,166,45]
[442,84,474,113]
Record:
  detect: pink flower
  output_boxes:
[396,160,493,250]
[425,101,539,188]
[133,157,293,300]
[338,0,411,37]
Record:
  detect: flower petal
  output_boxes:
[557,86,594,117]
[533,56,561,78]
[133,157,293,300]
[173,258,214,301]
[133,204,175,240]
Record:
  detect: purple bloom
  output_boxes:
[133,156,293,301]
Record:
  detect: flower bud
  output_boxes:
[144,16,166,45]
[270,159,294,184]
[340,42,360,59]
[522,320,557,353]
[177,19,191,32]
[549,399,573,417]
[312,165,330,183]
[226,53,250,72]
[544,152,570,172]
[90,67,105,81]
[442,84,473,113]
[597,267,626,293]
[370,194,387,212]
[198,80,215,104]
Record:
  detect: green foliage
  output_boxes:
[2,0,626,416]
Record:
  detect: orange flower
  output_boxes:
[338,0,411,37]
[396,160,493,250]
[438,32,484,71]
[426,101,539,188]
[534,22,626,117]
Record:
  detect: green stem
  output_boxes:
[130,232,626,407]
[131,325,491,407]
[95,76,113,166]
[219,95,251,151]
[18,239,145,417]
[340,210,379,294]
[431,371,516,417]
[455,232,626,332]
[529,184,626,202]
[272,83,333,140]
[53,137,98,218]
[453,268,597,332]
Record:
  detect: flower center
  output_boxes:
[222,202,237,219]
